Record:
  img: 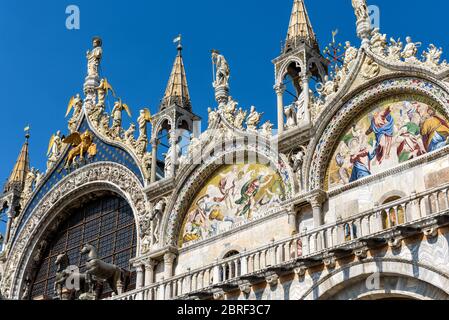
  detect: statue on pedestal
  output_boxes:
[86,37,103,79]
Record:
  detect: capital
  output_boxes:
[274,83,286,95]
[164,252,177,264]
[307,190,327,209]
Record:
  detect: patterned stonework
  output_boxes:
[0,162,147,299]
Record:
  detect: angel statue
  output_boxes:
[402,36,422,62]
[86,37,103,78]
[246,106,263,131]
[111,100,132,138]
[234,108,247,130]
[137,108,153,140]
[47,131,63,171]
[212,50,230,88]
[261,121,274,137]
[96,78,115,109]
[62,131,97,168]
[66,94,83,133]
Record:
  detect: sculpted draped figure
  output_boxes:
[402,37,421,62]
[246,106,263,131]
[212,50,230,88]
[86,37,103,78]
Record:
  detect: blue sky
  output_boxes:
[0,0,447,187]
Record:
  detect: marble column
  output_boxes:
[135,264,145,289]
[150,138,158,183]
[274,83,286,135]
[288,205,298,236]
[144,259,157,287]
[308,191,327,228]
[169,130,178,178]
[301,74,311,124]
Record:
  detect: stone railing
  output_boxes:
[112,183,449,300]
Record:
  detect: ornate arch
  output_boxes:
[152,115,173,137]
[306,77,449,191]
[0,162,147,299]
[301,259,449,300]
[160,141,295,248]
[276,57,306,85]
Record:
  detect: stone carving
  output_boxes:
[137,108,152,143]
[124,124,136,147]
[343,41,358,70]
[387,38,403,61]
[151,199,166,246]
[285,104,297,129]
[212,51,230,88]
[22,168,37,200]
[351,0,369,25]
[141,152,152,180]
[224,96,238,123]
[402,36,421,63]
[261,121,273,137]
[234,109,247,130]
[47,131,63,171]
[361,57,380,79]
[208,107,219,128]
[423,44,443,68]
[86,37,103,78]
[246,106,263,131]
[370,28,387,55]
[316,75,337,99]
[164,136,182,178]
[67,94,83,133]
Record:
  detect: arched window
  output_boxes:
[29,194,137,300]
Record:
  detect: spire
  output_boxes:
[4,131,30,193]
[160,39,192,111]
[285,0,318,50]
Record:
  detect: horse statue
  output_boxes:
[54,253,91,300]
[81,244,130,296]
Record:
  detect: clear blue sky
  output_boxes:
[0,0,447,186]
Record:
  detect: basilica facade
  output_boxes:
[1,0,449,300]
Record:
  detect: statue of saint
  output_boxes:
[212,50,230,87]
[86,37,103,78]
[246,106,263,131]
[402,36,422,62]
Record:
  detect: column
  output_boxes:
[288,205,298,235]
[213,260,221,284]
[274,83,286,135]
[240,254,248,276]
[301,74,311,124]
[4,209,13,245]
[309,191,327,228]
[164,253,177,299]
[135,264,145,289]
[144,259,157,287]
[150,138,158,183]
[169,129,178,178]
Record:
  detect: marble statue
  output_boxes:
[234,108,247,130]
[164,137,182,178]
[150,199,166,244]
[317,75,337,98]
[23,168,37,197]
[370,28,387,55]
[285,104,297,129]
[361,57,380,79]
[224,96,238,123]
[246,106,263,131]
[138,108,152,140]
[67,94,83,133]
[47,131,63,171]
[343,41,358,70]
[402,36,421,62]
[261,121,274,137]
[208,107,219,128]
[212,51,230,87]
[124,124,136,147]
[141,152,152,180]
[86,37,103,78]
[388,38,403,61]
[423,44,443,67]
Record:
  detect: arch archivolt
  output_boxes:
[160,141,295,248]
[301,258,449,300]
[276,57,306,85]
[305,77,449,192]
[0,162,147,299]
